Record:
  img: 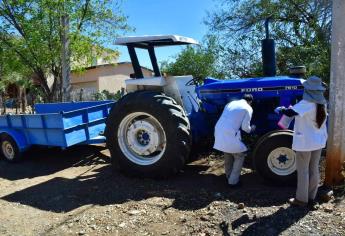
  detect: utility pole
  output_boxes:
[325,0,345,185]
[61,14,71,102]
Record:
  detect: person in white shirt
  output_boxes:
[275,76,328,207]
[214,94,256,187]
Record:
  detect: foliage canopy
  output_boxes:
[161,36,225,81]
[0,0,130,101]
[205,0,331,81]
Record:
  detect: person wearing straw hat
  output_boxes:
[275,76,328,207]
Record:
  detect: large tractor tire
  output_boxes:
[105,91,191,178]
[252,130,297,184]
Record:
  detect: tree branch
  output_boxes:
[77,0,90,31]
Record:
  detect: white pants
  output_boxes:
[224,152,245,185]
[295,149,322,203]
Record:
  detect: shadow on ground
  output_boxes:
[0,145,296,214]
[0,145,109,181]
[226,206,309,236]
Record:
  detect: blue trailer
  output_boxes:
[0,100,114,162]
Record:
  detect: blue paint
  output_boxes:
[0,128,28,151]
[0,101,115,153]
[2,75,305,156]
[142,132,150,141]
[191,76,304,143]
[278,155,288,164]
[35,100,113,113]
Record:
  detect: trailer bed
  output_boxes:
[0,101,115,153]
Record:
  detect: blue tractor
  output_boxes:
[105,28,305,184]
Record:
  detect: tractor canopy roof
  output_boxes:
[115,35,198,78]
[115,35,199,48]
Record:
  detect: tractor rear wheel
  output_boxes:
[105,91,191,178]
[253,131,297,185]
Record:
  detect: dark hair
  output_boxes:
[243,94,253,103]
[316,104,326,129]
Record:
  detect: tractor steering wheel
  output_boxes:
[185,77,201,86]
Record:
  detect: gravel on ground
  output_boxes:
[0,145,344,236]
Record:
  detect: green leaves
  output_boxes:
[0,0,130,101]
[206,0,331,81]
[0,44,31,92]
[161,36,225,81]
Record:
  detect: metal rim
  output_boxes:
[267,147,296,176]
[2,140,15,160]
[117,112,167,166]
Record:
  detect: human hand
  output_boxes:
[274,106,285,114]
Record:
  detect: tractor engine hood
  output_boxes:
[196,76,304,106]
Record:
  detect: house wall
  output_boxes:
[72,81,98,91]
[97,64,152,93]
[71,63,153,96]
[70,81,98,101]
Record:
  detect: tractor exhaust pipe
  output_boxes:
[262,18,276,77]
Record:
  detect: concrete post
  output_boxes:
[325,0,345,185]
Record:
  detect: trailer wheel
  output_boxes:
[253,131,296,184]
[105,91,191,178]
[0,134,21,162]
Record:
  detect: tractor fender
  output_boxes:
[0,128,30,152]
[254,130,293,151]
[125,77,167,92]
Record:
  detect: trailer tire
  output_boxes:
[105,91,191,178]
[0,133,21,162]
[253,131,296,185]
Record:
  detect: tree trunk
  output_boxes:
[35,69,53,102]
[0,93,3,115]
[2,92,6,115]
[49,70,62,102]
[16,86,20,114]
[59,77,63,102]
[21,88,27,113]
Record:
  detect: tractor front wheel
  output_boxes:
[253,131,297,185]
[105,91,191,178]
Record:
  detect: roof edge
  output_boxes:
[72,62,153,73]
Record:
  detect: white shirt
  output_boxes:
[292,100,328,151]
[213,99,253,153]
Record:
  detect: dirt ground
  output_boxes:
[0,145,344,236]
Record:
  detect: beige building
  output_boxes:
[70,62,153,100]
